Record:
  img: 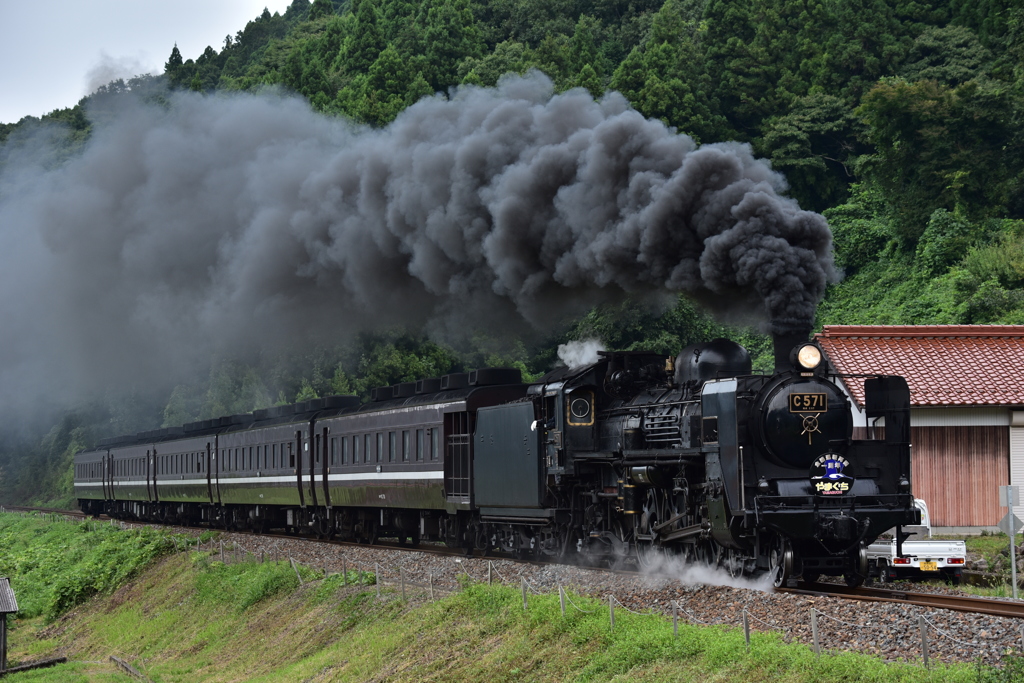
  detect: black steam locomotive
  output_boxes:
[74,334,918,587]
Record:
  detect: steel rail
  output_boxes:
[781,582,1024,619]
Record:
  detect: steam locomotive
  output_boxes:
[74,333,918,587]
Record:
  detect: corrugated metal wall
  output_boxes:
[911,426,1008,527]
[1009,422,1024,522]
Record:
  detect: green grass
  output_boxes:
[0,513,192,621]
[5,552,1019,681]
[2,513,1022,681]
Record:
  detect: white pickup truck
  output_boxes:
[865,499,967,585]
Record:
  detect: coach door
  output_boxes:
[294,430,306,508]
[306,423,320,508]
[146,449,153,501]
[106,452,116,501]
[205,442,215,505]
[320,426,331,509]
[443,411,472,503]
[102,451,111,500]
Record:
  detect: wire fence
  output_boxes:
[5,508,1024,669]
[181,535,1024,667]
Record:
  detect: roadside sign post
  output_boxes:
[999,485,1022,599]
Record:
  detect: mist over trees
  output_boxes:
[0,0,1022,505]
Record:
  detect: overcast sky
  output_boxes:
[0,1,294,125]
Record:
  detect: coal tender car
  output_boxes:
[75,334,918,586]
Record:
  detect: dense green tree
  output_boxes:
[356,44,412,124]
[165,45,186,87]
[532,34,574,87]
[419,0,485,90]
[309,0,334,21]
[857,76,1015,244]
[338,0,387,74]
[758,94,862,212]
[610,0,724,141]
[898,25,993,85]
[457,40,532,86]
[573,64,603,97]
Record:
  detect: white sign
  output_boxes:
[1000,485,1020,508]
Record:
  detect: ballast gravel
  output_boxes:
[140,523,1023,669]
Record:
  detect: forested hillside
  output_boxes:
[0,0,1021,505]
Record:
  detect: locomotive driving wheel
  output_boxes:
[768,536,794,588]
[843,547,869,588]
[635,489,668,569]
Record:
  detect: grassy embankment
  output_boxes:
[1,512,1022,682]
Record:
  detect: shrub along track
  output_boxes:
[11,506,1024,667]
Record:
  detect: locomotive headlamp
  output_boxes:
[796,344,822,370]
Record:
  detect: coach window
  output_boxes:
[431,427,439,461]
[330,437,337,466]
[376,433,384,463]
[353,435,361,463]
[341,436,348,464]
[288,443,295,469]
[416,429,424,461]
[403,430,410,462]
[389,432,396,462]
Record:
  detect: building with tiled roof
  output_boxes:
[815,325,1024,531]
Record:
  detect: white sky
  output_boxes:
[0,1,294,125]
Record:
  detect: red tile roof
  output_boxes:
[814,325,1024,408]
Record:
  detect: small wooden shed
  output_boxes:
[816,325,1024,532]
[0,577,18,671]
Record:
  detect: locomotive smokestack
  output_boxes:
[772,325,812,373]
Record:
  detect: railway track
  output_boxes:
[782,582,1024,619]
[8,505,1024,620]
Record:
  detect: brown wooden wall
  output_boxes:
[910,426,1008,527]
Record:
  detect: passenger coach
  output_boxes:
[75,368,527,542]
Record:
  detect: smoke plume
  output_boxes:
[557,339,606,369]
[0,72,836,414]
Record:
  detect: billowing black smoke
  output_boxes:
[0,72,836,413]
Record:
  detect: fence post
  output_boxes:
[521,578,528,610]
[811,609,820,656]
[609,595,615,631]
[672,601,678,637]
[743,610,750,652]
[488,562,492,585]
[401,568,406,600]
[429,573,434,600]
[220,540,224,563]
[376,564,381,599]
[559,586,566,616]
[919,616,929,668]
[343,559,347,586]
